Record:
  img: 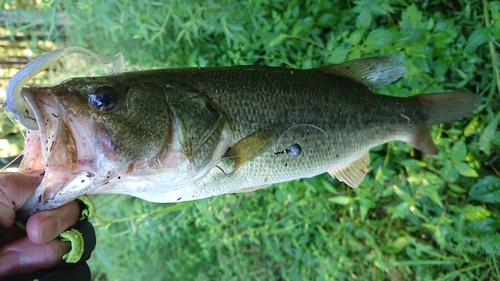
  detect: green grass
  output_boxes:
[1,0,500,280]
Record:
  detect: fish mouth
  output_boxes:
[17,87,98,218]
[21,88,77,173]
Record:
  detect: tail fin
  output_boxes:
[417,92,481,123]
[409,92,481,155]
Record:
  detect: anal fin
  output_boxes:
[328,153,370,188]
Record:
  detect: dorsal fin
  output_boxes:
[328,152,370,188]
[317,55,406,89]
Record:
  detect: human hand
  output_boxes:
[0,171,93,280]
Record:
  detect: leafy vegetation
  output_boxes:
[1,0,499,280]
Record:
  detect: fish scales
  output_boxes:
[134,67,427,199]
[3,49,480,214]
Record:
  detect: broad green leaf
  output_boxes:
[398,19,426,46]
[328,196,353,205]
[464,28,490,53]
[393,185,412,201]
[327,46,350,64]
[359,197,375,221]
[469,176,500,203]
[410,206,429,222]
[448,183,467,194]
[449,140,467,163]
[439,161,459,183]
[433,59,448,82]
[491,2,500,21]
[464,115,481,137]
[383,235,412,253]
[356,7,372,30]
[434,227,445,248]
[466,218,500,235]
[321,179,337,193]
[463,204,492,221]
[365,29,397,50]
[492,8,500,40]
[422,223,436,231]
[418,186,443,208]
[401,4,423,28]
[454,162,478,178]
[399,159,425,171]
[382,186,394,197]
[479,112,500,156]
[411,57,431,73]
[422,171,445,187]
[268,34,287,47]
[492,131,500,146]
[481,235,500,255]
[318,13,335,26]
[391,202,410,219]
[349,30,363,46]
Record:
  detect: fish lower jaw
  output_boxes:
[17,169,96,218]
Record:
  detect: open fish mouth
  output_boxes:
[21,88,77,174]
[16,87,99,219]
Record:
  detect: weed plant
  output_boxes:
[1,0,499,280]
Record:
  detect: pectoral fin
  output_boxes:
[219,124,285,174]
[328,153,370,188]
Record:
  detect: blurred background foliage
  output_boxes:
[1,0,499,280]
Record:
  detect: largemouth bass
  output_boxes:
[2,47,480,218]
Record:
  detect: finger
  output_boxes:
[0,171,44,228]
[26,201,81,244]
[0,225,25,247]
[0,236,70,277]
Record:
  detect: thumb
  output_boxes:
[0,171,44,228]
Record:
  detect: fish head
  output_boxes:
[17,73,231,217]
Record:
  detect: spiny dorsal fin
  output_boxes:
[328,152,370,188]
[317,55,406,89]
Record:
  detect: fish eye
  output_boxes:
[88,85,120,112]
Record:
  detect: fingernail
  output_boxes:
[39,216,61,243]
